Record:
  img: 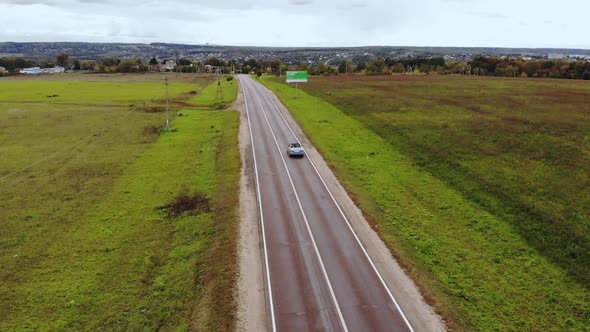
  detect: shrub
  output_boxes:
[143,124,163,136]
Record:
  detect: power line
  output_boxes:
[1,75,181,188]
[1,100,156,187]
[0,133,95,182]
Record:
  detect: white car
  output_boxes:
[287,142,305,157]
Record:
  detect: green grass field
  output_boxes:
[260,75,590,331]
[188,75,238,108]
[0,74,240,330]
[0,76,197,103]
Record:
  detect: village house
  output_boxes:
[149,59,177,72]
[160,59,176,71]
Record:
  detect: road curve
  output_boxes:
[239,75,413,332]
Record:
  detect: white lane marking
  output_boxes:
[240,77,277,332]
[248,77,349,332]
[257,82,415,332]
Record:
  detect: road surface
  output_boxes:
[239,75,414,332]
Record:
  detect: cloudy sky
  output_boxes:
[0,0,588,48]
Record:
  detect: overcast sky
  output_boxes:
[0,0,588,49]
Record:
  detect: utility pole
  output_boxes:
[216,76,224,102]
[165,75,170,131]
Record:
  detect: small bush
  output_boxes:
[212,102,226,110]
[133,103,166,113]
[226,76,234,82]
[143,124,163,136]
[158,192,210,218]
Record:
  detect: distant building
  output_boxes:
[160,60,176,71]
[204,64,223,73]
[149,60,177,72]
[20,66,65,75]
[548,54,566,60]
[20,67,42,74]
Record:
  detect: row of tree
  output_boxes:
[237,56,590,80]
[353,56,590,79]
[1,53,588,80]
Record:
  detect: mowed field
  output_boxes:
[261,75,590,330]
[0,73,240,330]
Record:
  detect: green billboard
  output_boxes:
[286,71,308,83]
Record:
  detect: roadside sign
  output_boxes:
[286,71,308,83]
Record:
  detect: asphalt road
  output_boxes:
[239,75,413,332]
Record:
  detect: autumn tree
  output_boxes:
[206,57,224,67]
[178,58,191,66]
[355,62,366,72]
[56,53,69,67]
[269,59,281,76]
[366,58,387,74]
[80,61,95,71]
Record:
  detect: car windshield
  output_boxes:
[290,143,301,148]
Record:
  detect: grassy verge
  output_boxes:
[189,75,238,108]
[259,75,590,331]
[0,77,240,330]
[291,75,590,288]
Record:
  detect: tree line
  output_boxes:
[1,53,588,80]
[335,56,590,80]
[228,56,590,80]
[0,53,228,74]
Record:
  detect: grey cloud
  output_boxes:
[468,11,508,19]
[0,0,588,48]
[289,0,313,5]
[349,2,368,8]
[1,0,53,4]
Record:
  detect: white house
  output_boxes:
[160,60,176,72]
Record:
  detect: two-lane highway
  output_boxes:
[239,75,413,331]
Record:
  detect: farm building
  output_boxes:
[20,66,65,75]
